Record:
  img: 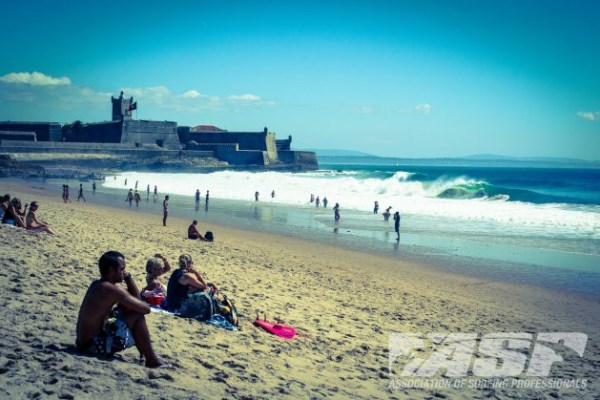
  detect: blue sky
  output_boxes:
[1,0,599,159]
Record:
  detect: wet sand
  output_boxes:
[0,179,598,399]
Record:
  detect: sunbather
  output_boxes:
[25,201,56,235]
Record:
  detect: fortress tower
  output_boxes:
[111,90,135,121]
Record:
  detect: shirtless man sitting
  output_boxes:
[187,220,208,241]
[75,251,163,368]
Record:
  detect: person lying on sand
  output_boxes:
[25,201,56,235]
[187,220,209,241]
[75,251,163,368]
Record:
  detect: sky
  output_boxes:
[1,0,599,160]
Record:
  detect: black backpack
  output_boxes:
[205,231,214,241]
[179,292,216,321]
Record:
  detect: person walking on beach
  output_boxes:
[323,197,328,208]
[124,178,127,186]
[163,195,169,226]
[195,189,201,204]
[255,191,259,202]
[147,184,150,197]
[271,190,275,199]
[374,201,379,214]
[92,182,96,193]
[393,211,401,241]
[134,190,141,207]
[310,194,314,203]
[65,185,72,203]
[126,189,134,206]
[75,251,163,368]
[153,185,158,200]
[77,184,86,202]
[315,196,320,207]
[333,203,340,221]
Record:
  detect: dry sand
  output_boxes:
[0,179,598,399]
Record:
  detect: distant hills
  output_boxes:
[304,148,376,157]
[459,153,592,163]
[305,149,599,168]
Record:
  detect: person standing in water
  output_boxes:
[323,197,328,208]
[333,203,340,221]
[162,195,169,226]
[315,196,320,207]
[77,184,86,202]
[393,211,401,241]
[255,191,259,202]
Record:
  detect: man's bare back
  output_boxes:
[75,251,161,368]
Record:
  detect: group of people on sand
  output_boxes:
[76,250,237,369]
[1,193,56,235]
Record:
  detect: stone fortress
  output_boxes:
[0,91,318,170]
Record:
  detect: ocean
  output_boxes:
[98,163,600,298]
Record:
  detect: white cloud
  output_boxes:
[0,71,71,86]
[121,86,171,103]
[399,103,432,114]
[228,94,261,102]
[182,89,202,99]
[577,111,600,121]
[355,106,375,114]
[414,103,432,114]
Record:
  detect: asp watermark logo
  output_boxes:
[387,332,588,390]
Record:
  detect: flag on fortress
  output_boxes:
[128,102,137,111]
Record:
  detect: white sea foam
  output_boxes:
[104,170,600,240]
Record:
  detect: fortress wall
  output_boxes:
[215,146,267,165]
[278,151,319,169]
[182,150,217,158]
[122,120,181,149]
[78,121,123,143]
[0,131,37,142]
[0,141,180,158]
[0,122,61,142]
[177,126,191,143]
[185,143,238,152]
[0,140,136,150]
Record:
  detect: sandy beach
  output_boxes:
[0,178,598,399]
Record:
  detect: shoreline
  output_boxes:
[1,177,599,398]
[6,176,600,301]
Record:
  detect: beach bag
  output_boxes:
[179,291,216,321]
[219,295,238,326]
[205,231,214,242]
[144,292,166,307]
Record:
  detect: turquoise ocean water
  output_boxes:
[93,164,600,299]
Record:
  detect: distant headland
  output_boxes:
[0,90,318,176]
